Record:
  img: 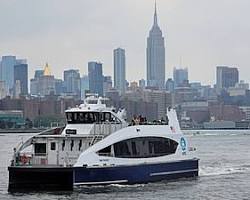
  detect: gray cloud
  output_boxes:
[1,0,250,85]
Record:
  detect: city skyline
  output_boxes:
[1,1,250,84]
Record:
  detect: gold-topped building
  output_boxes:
[30,63,56,96]
[43,63,51,76]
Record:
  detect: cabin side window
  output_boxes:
[79,140,82,151]
[66,112,99,124]
[62,140,65,151]
[50,142,56,151]
[70,140,74,151]
[34,143,46,156]
[97,146,112,157]
[113,137,178,158]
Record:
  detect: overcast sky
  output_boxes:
[1,0,250,85]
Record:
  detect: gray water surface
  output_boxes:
[0,131,250,200]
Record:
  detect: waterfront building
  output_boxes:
[0,81,7,99]
[235,80,249,90]
[114,48,126,95]
[63,69,81,97]
[128,81,139,91]
[174,87,199,105]
[123,88,172,120]
[146,3,165,89]
[166,78,175,93]
[30,63,55,96]
[0,110,25,128]
[240,106,250,121]
[55,79,63,95]
[103,76,112,96]
[81,75,89,100]
[34,70,44,78]
[0,56,16,92]
[88,62,103,96]
[13,80,21,99]
[143,89,169,120]
[139,79,146,89]
[14,64,28,95]
[173,67,188,87]
[216,66,239,89]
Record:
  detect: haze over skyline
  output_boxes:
[1,0,250,85]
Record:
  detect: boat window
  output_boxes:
[99,112,121,124]
[71,140,74,151]
[97,146,112,156]
[34,143,46,155]
[62,140,65,151]
[113,137,178,158]
[114,141,131,157]
[131,141,137,155]
[66,113,73,122]
[88,100,98,104]
[66,111,122,124]
[104,113,111,122]
[79,140,82,151]
[66,112,99,124]
[50,142,56,151]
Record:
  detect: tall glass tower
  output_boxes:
[114,48,126,95]
[88,62,103,96]
[146,2,165,89]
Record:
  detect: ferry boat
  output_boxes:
[8,95,199,191]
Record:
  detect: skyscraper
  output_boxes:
[88,62,103,96]
[81,75,89,100]
[216,66,239,89]
[34,70,44,78]
[30,63,55,96]
[0,56,27,95]
[0,56,16,92]
[173,67,188,87]
[114,48,126,95]
[63,69,81,97]
[146,2,165,90]
[166,78,175,93]
[103,76,112,95]
[14,64,28,95]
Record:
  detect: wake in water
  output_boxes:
[199,164,250,177]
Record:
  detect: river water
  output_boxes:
[0,131,250,200]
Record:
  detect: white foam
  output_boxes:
[110,184,145,188]
[200,165,250,177]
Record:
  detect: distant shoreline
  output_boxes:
[0,128,250,134]
[0,128,46,133]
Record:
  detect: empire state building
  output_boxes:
[146,3,165,89]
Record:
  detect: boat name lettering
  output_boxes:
[66,129,77,135]
[99,159,109,162]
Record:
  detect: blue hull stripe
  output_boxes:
[74,159,199,186]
